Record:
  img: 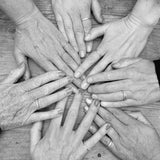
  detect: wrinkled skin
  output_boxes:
[30,94,110,160]
[14,7,81,79]
[0,64,73,130]
[90,107,160,160]
[52,0,103,57]
[86,58,160,108]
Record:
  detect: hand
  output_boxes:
[86,58,160,108]
[30,94,110,160]
[14,6,81,79]
[90,107,160,160]
[74,0,159,86]
[0,63,73,130]
[52,0,103,57]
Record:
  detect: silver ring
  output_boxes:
[35,99,40,109]
[108,141,113,148]
[122,91,127,101]
[82,17,90,21]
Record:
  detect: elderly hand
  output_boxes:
[30,93,110,160]
[14,6,80,79]
[0,63,73,130]
[86,58,160,108]
[74,0,160,87]
[52,0,103,57]
[90,107,160,160]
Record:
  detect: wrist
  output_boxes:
[131,0,160,26]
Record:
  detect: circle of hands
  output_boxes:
[1,0,160,160]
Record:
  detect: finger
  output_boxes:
[112,58,140,69]
[81,8,92,53]
[21,71,66,91]
[30,121,42,153]
[36,88,73,110]
[25,108,64,125]
[88,80,131,94]
[87,69,127,84]
[62,13,79,52]
[92,0,103,23]
[98,107,125,134]
[101,99,135,108]
[92,92,129,102]
[78,123,110,157]
[74,100,100,146]
[14,47,30,80]
[89,125,112,147]
[2,63,25,84]
[63,92,82,137]
[29,77,73,99]
[71,13,86,58]
[85,25,107,41]
[55,12,68,41]
[75,51,103,78]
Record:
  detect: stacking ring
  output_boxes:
[122,91,127,101]
[108,141,113,148]
[82,17,90,21]
[35,99,40,109]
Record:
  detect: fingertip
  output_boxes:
[81,80,89,90]
[86,98,92,105]
[74,71,81,79]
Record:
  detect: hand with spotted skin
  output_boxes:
[30,94,110,160]
[86,58,160,108]
[52,0,103,58]
[0,63,73,130]
[89,107,160,160]
[74,0,160,89]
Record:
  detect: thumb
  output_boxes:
[14,47,30,80]
[112,58,140,69]
[2,63,25,84]
[30,121,43,154]
[85,24,107,41]
[92,0,103,23]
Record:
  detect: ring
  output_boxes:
[122,91,127,101]
[35,99,40,109]
[82,17,90,21]
[108,141,113,148]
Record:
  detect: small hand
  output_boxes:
[52,0,103,57]
[30,94,110,160]
[91,107,160,160]
[14,7,81,80]
[86,58,160,108]
[0,63,73,130]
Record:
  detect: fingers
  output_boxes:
[36,88,72,110]
[2,63,25,84]
[85,25,107,41]
[14,47,30,80]
[55,12,68,41]
[91,0,103,23]
[26,108,64,125]
[30,121,42,153]
[21,71,66,91]
[79,124,110,156]
[74,100,100,145]
[87,69,127,84]
[75,51,103,78]
[28,77,73,99]
[63,93,82,138]
[71,13,86,58]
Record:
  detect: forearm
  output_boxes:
[0,0,37,24]
[132,0,160,25]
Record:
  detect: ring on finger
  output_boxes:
[122,91,127,101]
[82,17,90,21]
[108,141,113,148]
[35,99,40,109]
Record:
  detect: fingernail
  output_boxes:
[94,100,100,107]
[84,106,89,112]
[81,81,89,90]
[87,44,92,53]
[58,71,66,77]
[74,71,81,78]
[105,123,111,130]
[85,34,90,40]
[80,51,86,58]
[87,77,92,83]
[92,94,97,99]
[86,98,92,105]
[90,125,96,132]
[67,76,74,83]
